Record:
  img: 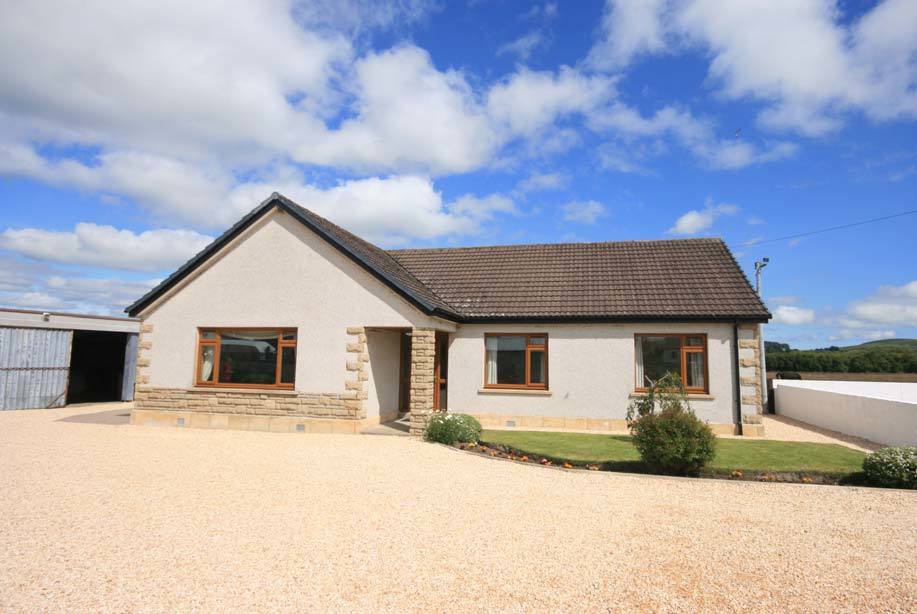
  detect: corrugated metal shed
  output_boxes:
[0,327,72,410]
[121,333,138,401]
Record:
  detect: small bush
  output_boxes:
[862,447,917,489]
[424,412,482,445]
[626,372,716,474]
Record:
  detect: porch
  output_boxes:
[362,326,449,437]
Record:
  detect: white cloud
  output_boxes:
[43,276,160,315]
[0,143,241,227]
[768,296,798,307]
[305,45,499,174]
[777,281,917,341]
[294,0,437,33]
[3,292,64,310]
[597,144,657,175]
[521,2,558,21]
[447,194,519,234]
[0,3,625,180]
[587,0,670,70]
[0,5,504,177]
[0,0,350,161]
[0,143,517,244]
[497,31,546,60]
[237,176,518,246]
[562,200,607,224]
[516,172,569,192]
[0,253,160,315]
[0,224,213,272]
[862,330,897,341]
[590,103,797,170]
[848,280,917,327]
[487,67,616,138]
[668,198,738,235]
[772,305,816,325]
[588,0,917,135]
[0,0,815,239]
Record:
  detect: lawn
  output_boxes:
[481,430,867,476]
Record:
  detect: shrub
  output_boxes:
[626,372,716,474]
[424,412,482,445]
[862,447,917,489]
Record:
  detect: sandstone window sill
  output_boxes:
[629,392,715,401]
[186,387,299,396]
[478,388,553,396]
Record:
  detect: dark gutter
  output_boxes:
[732,321,743,436]
[454,314,771,324]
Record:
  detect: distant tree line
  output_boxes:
[766,347,917,373]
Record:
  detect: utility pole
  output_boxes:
[754,258,769,411]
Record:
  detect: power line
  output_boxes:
[743,209,917,247]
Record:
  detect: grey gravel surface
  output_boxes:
[1,405,914,612]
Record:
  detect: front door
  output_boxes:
[433,331,448,410]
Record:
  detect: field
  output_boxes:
[765,338,917,374]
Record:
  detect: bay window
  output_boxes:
[484,334,547,389]
[635,334,707,393]
[196,328,296,388]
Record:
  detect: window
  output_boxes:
[635,334,707,393]
[196,328,296,388]
[484,334,547,389]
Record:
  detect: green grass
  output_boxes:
[482,430,866,475]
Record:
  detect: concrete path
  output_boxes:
[760,414,884,452]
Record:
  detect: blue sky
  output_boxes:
[0,0,915,348]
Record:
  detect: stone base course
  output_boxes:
[131,409,381,434]
[470,413,742,436]
[134,386,362,419]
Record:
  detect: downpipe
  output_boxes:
[732,322,743,436]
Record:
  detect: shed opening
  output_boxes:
[67,330,128,404]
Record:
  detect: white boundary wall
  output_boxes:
[774,380,917,447]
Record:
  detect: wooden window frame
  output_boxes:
[634,333,709,394]
[195,327,297,389]
[483,333,548,390]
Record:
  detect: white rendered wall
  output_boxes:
[774,380,917,446]
[140,210,450,394]
[365,329,401,418]
[446,322,738,426]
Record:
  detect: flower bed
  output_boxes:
[449,437,868,486]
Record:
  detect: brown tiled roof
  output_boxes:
[389,239,770,321]
[127,194,769,322]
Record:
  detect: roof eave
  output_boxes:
[125,194,279,317]
[454,314,771,324]
[275,196,460,319]
[125,195,461,320]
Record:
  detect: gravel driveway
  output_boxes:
[1,405,914,612]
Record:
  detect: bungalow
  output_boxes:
[126,194,770,437]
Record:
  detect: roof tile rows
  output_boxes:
[388,239,769,320]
